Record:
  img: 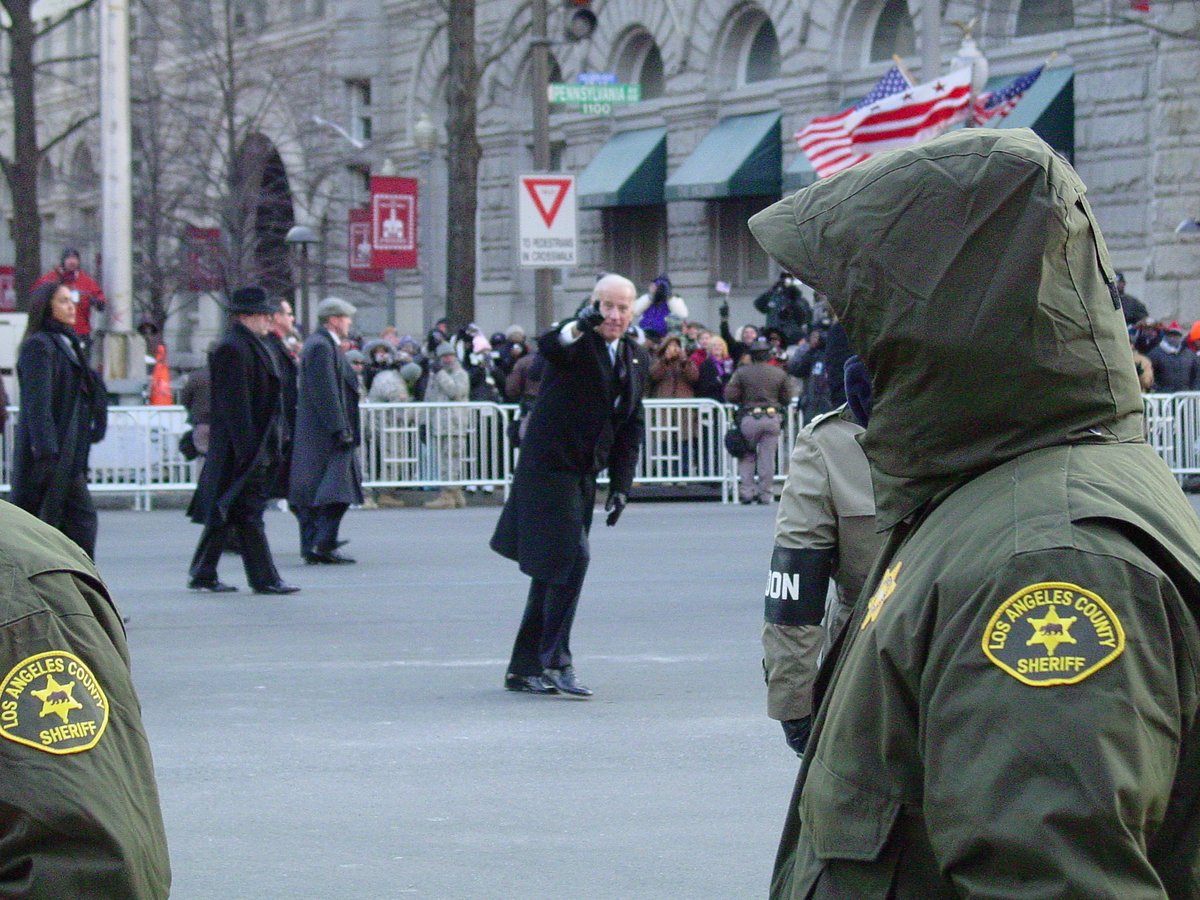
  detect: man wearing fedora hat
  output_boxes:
[186,286,299,594]
[289,297,363,564]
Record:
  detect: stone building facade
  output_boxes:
[5,0,1198,353]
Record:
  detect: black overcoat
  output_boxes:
[490,321,648,583]
[265,332,299,499]
[187,322,282,525]
[287,329,364,508]
[10,330,106,511]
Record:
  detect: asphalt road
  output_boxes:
[98,499,795,899]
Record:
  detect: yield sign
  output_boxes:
[517,174,577,268]
[523,177,573,227]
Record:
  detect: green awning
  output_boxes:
[664,111,781,202]
[979,66,1074,162]
[782,154,817,193]
[577,127,667,209]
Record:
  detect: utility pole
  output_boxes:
[531,0,554,332]
[100,0,134,381]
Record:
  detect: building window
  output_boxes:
[869,0,916,63]
[615,30,665,101]
[603,205,666,291]
[709,196,774,288]
[744,19,780,84]
[348,79,372,143]
[1016,0,1073,36]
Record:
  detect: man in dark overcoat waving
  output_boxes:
[491,273,648,697]
[187,287,298,594]
[288,297,363,564]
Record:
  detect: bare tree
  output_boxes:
[0,0,98,306]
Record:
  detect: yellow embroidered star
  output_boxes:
[1025,605,1078,657]
[30,673,84,725]
[860,562,902,630]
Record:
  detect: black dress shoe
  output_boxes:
[188,578,238,593]
[504,673,558,695]
[542,666,592,697]
[305,550,356,565]
[335,539,350,549]
[253,582,301,595]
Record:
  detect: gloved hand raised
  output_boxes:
[605,491,627,527]
[718,301,730,319]
[577,303,605,332]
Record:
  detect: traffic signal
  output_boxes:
[564,0,597,41]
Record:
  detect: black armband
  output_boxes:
[763,546,834,626]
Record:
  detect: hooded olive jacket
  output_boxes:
[749,129,1200,898]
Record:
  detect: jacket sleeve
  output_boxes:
[536,320,589,369]
[303,339,348,436]
[921,543,1197,897]
[16,338,59,458]
[763,428,837,721]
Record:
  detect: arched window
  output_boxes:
[616,30,665,100]
[745,19,781,83]
[869,0,916,63]
[1016,0,1072,36]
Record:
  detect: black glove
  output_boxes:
[781,717,812,757]
[335,429,355,450]
[577,303,605,332]
[718,301,730,319]
[605,491,627,527]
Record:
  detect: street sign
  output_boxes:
[183,226,223,292]
[348,209,384,283]
[576,72,617,85]
[369,175,418,270]
[518,175,576,268]
[548,82,640,114]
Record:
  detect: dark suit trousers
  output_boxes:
[189,467,281,590]
[295,503,349,554]
[508,540,591,676]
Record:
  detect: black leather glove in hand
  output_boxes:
[781,716,812,757]
[577,304,605,332]
[335,429,356,450]
[718,301,730,319]
[605,491,627,526]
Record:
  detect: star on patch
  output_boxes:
[1025,605,1078,656]
[31,673,84,724]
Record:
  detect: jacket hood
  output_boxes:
[749,128,1143,528]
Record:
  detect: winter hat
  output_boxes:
[472,334,492,354]
[435,342,456,359]
[652,274,672,303]
[400,362,422,383]
[844,355,873,428]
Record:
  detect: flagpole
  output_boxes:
[892,54,916,86]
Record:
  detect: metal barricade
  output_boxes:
[1144,391,1200,479]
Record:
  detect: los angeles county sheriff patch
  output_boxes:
[982,582,1125,687]
[0,651,109,754]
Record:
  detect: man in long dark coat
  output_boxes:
[288,297,362,564]
[490,273,648,697]
[186,287,298,595]
[265,298,299,501]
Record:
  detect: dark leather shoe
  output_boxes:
[504,673,558,695]
[254,582,301,595]
[543,666,592,697]
[188,578,238,593]
[335,539,350,549]
[305,550,356,565]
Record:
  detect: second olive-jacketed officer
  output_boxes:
[763,357,882,756]
[750,128,1200,897]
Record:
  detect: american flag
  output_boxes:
[972,65,1044,125]
[795,65,912,178]
[797,67,974,178]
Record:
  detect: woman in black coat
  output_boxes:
[10,281,108,558]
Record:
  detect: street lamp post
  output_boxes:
[285,224,319,333]
[531,0,554,332]
[413,114,440,333]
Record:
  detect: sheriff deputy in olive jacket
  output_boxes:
[750,128,1200,897]
[0,500,170,896]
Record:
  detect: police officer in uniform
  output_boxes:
[0,500,170,896]
[750,128,1200,896]
[763,357,882,756]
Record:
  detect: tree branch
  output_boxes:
[34,0,97,40]
[39,111,99,157]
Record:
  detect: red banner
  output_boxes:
[348,209,384,283]
[0,266,14,311]
[369,175,418,270]
[184,226,224,292]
